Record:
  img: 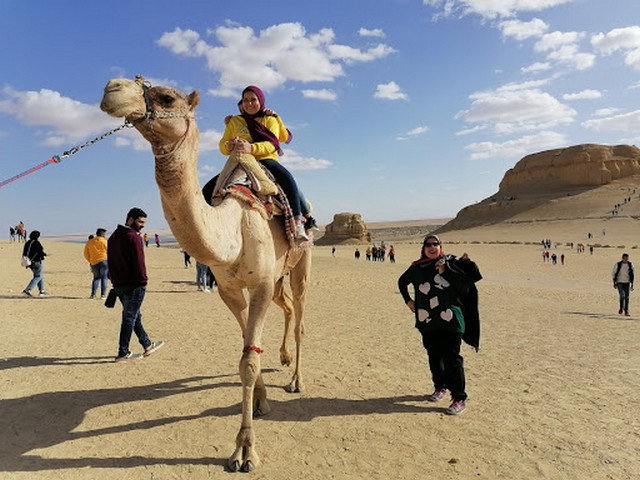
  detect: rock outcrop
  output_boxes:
[316,212,371,245]
[499,144,640,194]
[438,144,640,231]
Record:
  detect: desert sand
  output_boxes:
[1,222,639,480]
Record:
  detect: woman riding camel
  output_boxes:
[211,86,312,241]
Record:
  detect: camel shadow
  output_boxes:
[1,370,442,473]
[0,374,236,472]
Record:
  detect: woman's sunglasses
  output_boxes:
[424,242,440,247]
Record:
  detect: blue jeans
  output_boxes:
[91,260,109,297]
[196,262,209,289]
[617,283,630,313]
[116,286,151,357]
[25,261,45,293]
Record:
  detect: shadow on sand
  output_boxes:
[0,358,442,472]
[565,311,636,321]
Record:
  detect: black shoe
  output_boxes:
[304,216,320,232]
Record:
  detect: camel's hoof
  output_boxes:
[253,407,266,417]
[241,460,255,473]
[228,460,241,472]
[285,384,302,394]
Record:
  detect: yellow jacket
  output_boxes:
[219,115,286,161]
[83,236,108,265]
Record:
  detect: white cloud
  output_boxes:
[456,81,576,133]
[199,128,224,153]
[301,89,338,101]
[114,134,151,152]
[423,0,575,20]
[562,89,602,101]
[465,131,567,160]
[374,81,408,100]
[328,43,396,63]
[534,31,595,71]
[583,109,640,132]
[521,62,551,73]
[456,125,488,136]
[592,108,620,117]
[396,125,429,141]
[359,27,385,38]
[0,87,123,146]
[157,23,395,97]
[279,148,332,171]
[592,26,640,70]
[500,18,548,41]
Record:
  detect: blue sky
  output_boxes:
[2,0,640,237]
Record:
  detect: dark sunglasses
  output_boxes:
[424,242,440,247]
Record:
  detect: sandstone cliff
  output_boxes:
[499,144,640,194]
[438,144,640,231]
[315,212,371,245]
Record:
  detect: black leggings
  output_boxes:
[421,331,467,401]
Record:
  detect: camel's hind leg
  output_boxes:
[285,249,311,393]
[273,277,295,367]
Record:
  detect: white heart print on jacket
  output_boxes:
[440,309,454,322]
[418,282,431,295]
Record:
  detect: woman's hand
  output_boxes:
[226,137,252,154]
[436,258,446,274]
[406,300,415,313]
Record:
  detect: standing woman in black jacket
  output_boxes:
[22,230,48,297]
[398,234,481,415]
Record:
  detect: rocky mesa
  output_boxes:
[315,212,371,245]
[438,144,640,231]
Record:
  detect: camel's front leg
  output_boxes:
[228,349,261,472]
[228,283,273,472]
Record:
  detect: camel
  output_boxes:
[100,76,312,472]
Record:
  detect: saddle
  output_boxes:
[209,152,311,249]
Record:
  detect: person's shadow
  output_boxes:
[0,358,442,473]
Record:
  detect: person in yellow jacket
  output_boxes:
[83,228,109,299]
[203,85,311,241]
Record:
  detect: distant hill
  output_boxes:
[438,144,640,230]
[435,144,640,246]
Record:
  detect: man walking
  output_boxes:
[108,207,164,361]
[612,253,634,316]
[84,227,109,299]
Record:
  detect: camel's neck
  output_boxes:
[152,125,242,265]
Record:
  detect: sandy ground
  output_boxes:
[1,230,639,479]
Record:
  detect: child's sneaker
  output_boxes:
[427,388,447,402]
[446,399,466,415]
[21,290,32,297]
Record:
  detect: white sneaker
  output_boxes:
[294,222,309,242]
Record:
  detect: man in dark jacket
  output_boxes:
[108,207,164,362]
[612,253,634,316]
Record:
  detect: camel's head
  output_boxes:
[100,75,200,144]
